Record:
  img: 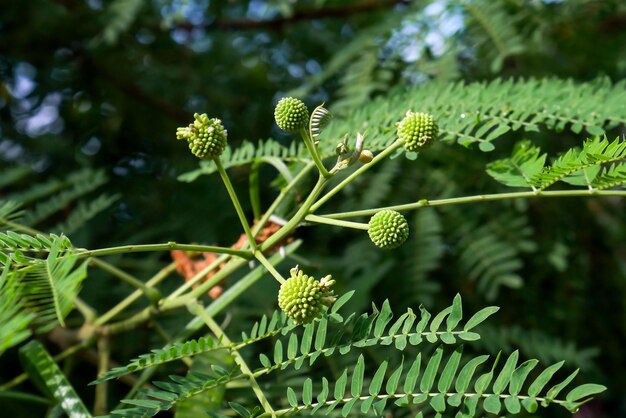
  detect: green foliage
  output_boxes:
[475,324,599,370]
[180,78,626,179]
[0,263,35,356]
[487,137,626,190]
[19,341,92,417]
[99,294,512,417]
[282,350,604,417]
[454,213,536,300]
[462,0,526,72]
[93,310,291,384]
[16,239,88,329]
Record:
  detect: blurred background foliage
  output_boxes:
[1,0,626,416]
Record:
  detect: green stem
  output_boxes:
[255,392,566,418]
[94,262,176,326]
[0,219,39,235]
[254,251,286,284]
[304,214,369,231]
[91,258,162,303]
[249,161,262,221]
[214,157,257,250]
[300,128,331,178]
[104,257,249,334]
[260,175,329,252]
[251,162,316,239]
[94,335,110,415]
[188,301,276,417]
[73,297,98,323]
[322,189,626,219]
[77,242,252,259]
[310,139,402,212]
[92,164,318,334]
[172,240,301,341]
[104,307,154,335]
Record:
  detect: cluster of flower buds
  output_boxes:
[278,267,336,324]
[397,111,439,152]
[368,209,409,249]
[176,113,228,159]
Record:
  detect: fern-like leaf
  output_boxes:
[17,239,88,328]
[455,214,535,300]
[0,262,35,356]
[21,169,108,226]
[486,140,546,189]
[0,200,23,226]
[19,340,92,417]
[282,350,605,417]
[0,232,73,266]
[462,0,526,72]
[108,366,242,417]
[476,324,599,370]
[100,295,497,417]
[191,78,626,178]
[51,193,119,234]
[488,137,626,190]
[92,309,290,384]
[257,295,498,376]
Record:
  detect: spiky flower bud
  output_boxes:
[176,113,227,159]
[397,111,439,152]
[278,267,336,324]
[274,97,309,133]
[368,210,409,249]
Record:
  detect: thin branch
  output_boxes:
[174,0,407,31]
[321,189,626,219]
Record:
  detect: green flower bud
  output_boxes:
[368,209,409,249]
[397,111,439,152]
[176,113,227,159]
[274,97,309,133]
[278,267,336,324]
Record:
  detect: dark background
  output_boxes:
[1,0,626,416]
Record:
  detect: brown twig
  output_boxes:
[174,0,408,31]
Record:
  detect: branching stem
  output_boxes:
[255,251,286,284]
[77,242,253,259]
[189,301,277,417]
[321,189,626,219]
[300,128,331,178]
[94,262,176,326]
[310,139,402,212]
[214,157,258,249]
[304,214,369,231]
[91,258,162,303]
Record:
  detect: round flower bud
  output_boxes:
[274,97,309,133]
[397,111,439,152]
[358,149,374,164]
[368,210,409,249]
[278,267,336,324]
[176,113,227,159]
